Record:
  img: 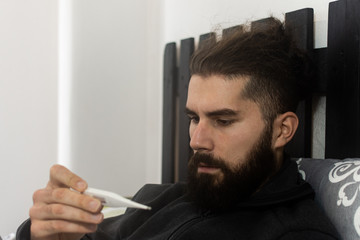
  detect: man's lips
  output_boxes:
[197,162,221,174]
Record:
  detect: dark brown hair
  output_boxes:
[190,17,312,124]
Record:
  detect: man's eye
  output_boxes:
[188,116,199,124]
[216,119,234,126]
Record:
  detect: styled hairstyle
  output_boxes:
[190,17,312,125]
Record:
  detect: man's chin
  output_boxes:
[196,171,224,187]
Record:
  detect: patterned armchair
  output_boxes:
[296,158,360,240]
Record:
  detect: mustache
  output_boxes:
[189,152,229,171]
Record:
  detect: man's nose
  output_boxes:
[189,121,214,152]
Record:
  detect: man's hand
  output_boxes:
[29,164,104,240]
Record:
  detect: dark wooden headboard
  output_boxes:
[162,0,360,183]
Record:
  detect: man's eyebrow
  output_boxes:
[206,108,239,117]
[185,107,239,117]
[185,108,197,116]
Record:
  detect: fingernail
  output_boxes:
[76,181,86,190]
[91,213,103,222]
[89,200,101,210]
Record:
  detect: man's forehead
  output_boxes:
[187,75,249,102]
[186,75,256,115]
[188,74,249,94]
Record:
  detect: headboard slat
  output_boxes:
[326,0,360,158]
[199,32,216,47]
[162,43,177,183]
[222,25,243,37]
[177,38,194,182]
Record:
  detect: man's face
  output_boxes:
[185,74,277,209]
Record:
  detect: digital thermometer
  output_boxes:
[84,187,151,210]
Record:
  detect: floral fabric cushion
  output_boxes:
[296,158,360,240]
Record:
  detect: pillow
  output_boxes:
[296,158,360,240]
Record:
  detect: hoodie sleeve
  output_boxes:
[15,219,31,240]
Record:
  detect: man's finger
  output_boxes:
[46,164,87,192]
[30,219,97,239]
[33,188,102,213]
[30,203,103,224]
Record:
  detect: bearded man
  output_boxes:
[17,18,339,240]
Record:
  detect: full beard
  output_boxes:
[186,125,277,211]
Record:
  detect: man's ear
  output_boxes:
[272,112,299,149]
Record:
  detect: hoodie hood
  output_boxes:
[235,156,315,208]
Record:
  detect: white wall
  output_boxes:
[0,0,58,236]
[0,0,333,236]
[65,0,152,197]
[0,0,161,236]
